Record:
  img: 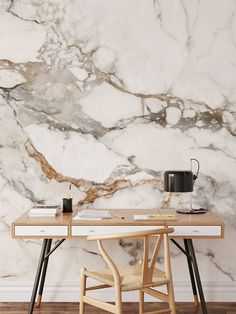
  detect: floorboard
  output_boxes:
[0,302,236,314]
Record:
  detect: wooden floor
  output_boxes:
[0,302,236,314]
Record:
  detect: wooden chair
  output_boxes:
[80,228,176,314]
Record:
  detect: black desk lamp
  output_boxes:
[164,159,207,214]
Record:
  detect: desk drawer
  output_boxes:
[72,225,160,236]
[171,225,222,237]
[71,225,222,237]
[14,225,68,237]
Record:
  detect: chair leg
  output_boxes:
[80,268,87,314]
[115,287,122,314]
[139,290,144,314]
[167,281,176,314]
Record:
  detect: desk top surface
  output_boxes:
[13,208,224,227]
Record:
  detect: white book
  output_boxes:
[28,213,58,218]
[32,205,60,209]
[73,210,111,220]
[30,208,60,215]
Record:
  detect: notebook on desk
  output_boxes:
[73,210,111,220]
[134,214,177,221]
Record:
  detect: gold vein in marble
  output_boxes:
[25,139,162,205]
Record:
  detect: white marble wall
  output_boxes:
[0,0,236,297]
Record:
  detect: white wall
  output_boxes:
[0,0,236,301]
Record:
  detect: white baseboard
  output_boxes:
[0,281,235,302]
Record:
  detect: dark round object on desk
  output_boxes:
[177,209,208,214]
[164,170,194,192]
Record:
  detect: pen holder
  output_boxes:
[63,198,73,213]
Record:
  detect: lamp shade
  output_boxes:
[164,171,194,192]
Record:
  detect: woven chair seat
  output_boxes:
[84,262,168,291]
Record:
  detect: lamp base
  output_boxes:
[176,208,208,214]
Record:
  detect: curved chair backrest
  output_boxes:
[87,227,174,288]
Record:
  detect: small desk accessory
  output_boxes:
[63,184,73,213]
[164,158,207,214]
[113,214,125,219]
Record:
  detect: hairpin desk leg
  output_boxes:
[187,239,208,314]
[28,239,48,314]
[184,239,199,307]
[36,239,52,307]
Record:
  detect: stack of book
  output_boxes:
[28,205,61,218]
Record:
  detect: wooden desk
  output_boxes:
[13,208,224,239]
[12,209,224,314]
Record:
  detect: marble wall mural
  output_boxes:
[0,0,236,298]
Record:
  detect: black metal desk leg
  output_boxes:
[187,239,208,314]
[36,239,52,307]
[28,239,48,314]
[184,239,199,307]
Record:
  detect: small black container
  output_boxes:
[62,198,73,213]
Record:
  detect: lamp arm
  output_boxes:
[190,158,200,182]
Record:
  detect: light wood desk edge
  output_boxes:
[12,209,224,239]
